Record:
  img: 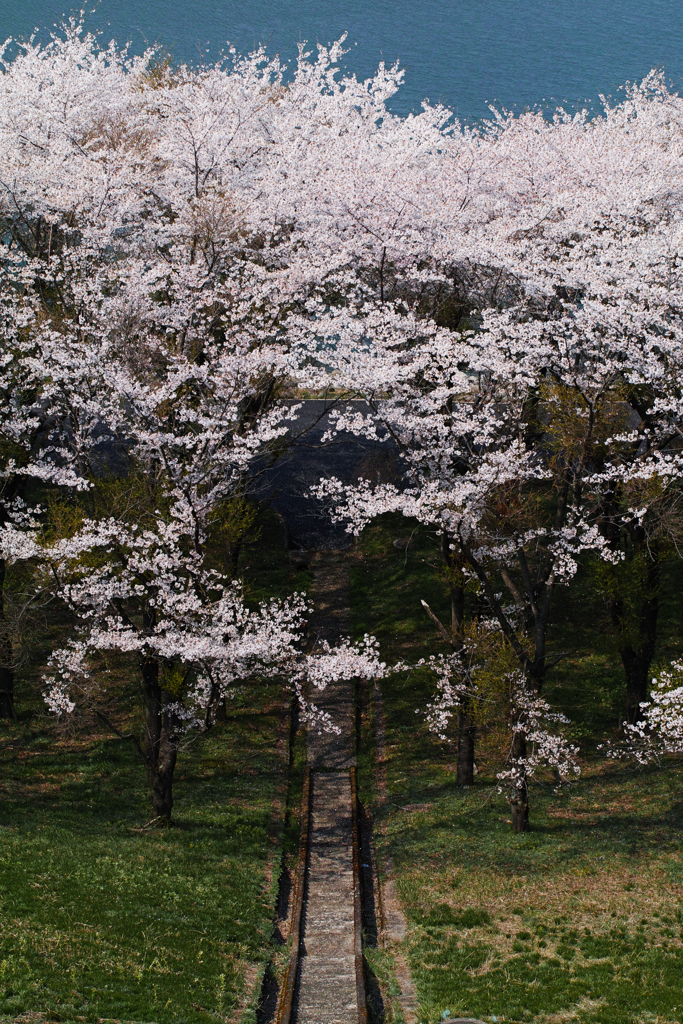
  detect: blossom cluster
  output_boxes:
[2,23,683,778]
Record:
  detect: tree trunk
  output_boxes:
[0,664,14,721]
[0,557,15,720]
[439,534,474,783]
[204,681,228,729]
[510,732,530,832]
[441,532,465,636]
[141,658,180,823]
[621,633,657,725]
[228,539,242,579]
[151,701,180,821]
[611,557,660,725]
[456,707,476,786]
[143,657,162,762]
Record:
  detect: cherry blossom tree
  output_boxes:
[0,20,398,817]
[617,660,683,765]
[419,625,580,832]
[41,509,306,821]
[0,253,107,718]
[40,502,386,822]
[3,18,683,828]
[286,74,683,827]
[308,310,614,818]
[0,21,156,717]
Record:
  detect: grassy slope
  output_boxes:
[0,694,289,1024]
[0,507,309,1024]
[0,706,283,1024]
[352,514,683,1024]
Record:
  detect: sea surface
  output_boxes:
[1,0,683,124]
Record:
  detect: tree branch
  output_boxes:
[499,567,526,609]
[94,710,150,767]
[421,599,456,650]
[459,537,531,674]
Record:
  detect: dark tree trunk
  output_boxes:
[204,681,228,729]
[0,665,14,721]
[451,583,475,787]
[456,707,476,786]
[143,657,162,763]
[141,658,180,823]
[228,539,242,579]
[151,703,180,821]
[620,626,658,726]
[0,557,15,720]
[510,732,530,833]
[441,532,465,637]
[611,558,660,725]
[439,533,475,784]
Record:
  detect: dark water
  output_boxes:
[1,0,682,123]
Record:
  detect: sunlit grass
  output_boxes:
[351,514,683,1024]
[385,764,683,1024]
[0,502,311,1024]
[0,704,285,1024]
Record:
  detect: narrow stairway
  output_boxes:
[294,550,361,1024]
[296,773,357,1024]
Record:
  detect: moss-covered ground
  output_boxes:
[352,514,683,1024]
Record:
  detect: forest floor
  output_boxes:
[352,514,683,1024]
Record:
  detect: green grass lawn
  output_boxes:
[0,502,309,1024]
[0,698,285,1024]
[381,763,683,1024]
[351,514,683,1024]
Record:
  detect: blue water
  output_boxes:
[1,0,682,123]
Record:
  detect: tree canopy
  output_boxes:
[2,22,683,828]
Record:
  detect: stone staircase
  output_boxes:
[294,551,361,1024]
[296,773,357,1024]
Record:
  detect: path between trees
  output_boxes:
[295,550,358,1024]
[297,550,418,1024]
[293,549,485,1024]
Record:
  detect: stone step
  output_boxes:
[295,772,358,1024]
